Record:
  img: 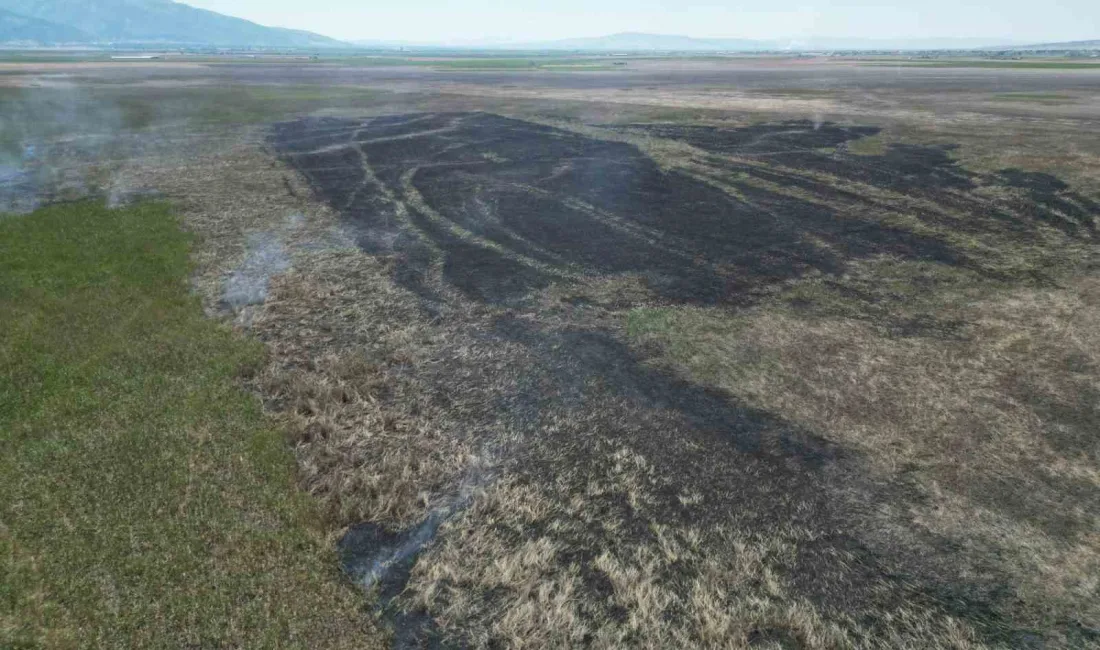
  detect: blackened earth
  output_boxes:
[272,114,1096,648]
[273,114,1095,306]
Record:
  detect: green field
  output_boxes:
[0,202,377,648]
[0,85,383,148]
[870,59,1100,69]
[317,56,615,69]
[990,92,1077,102]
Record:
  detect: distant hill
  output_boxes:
[528,32,771,52]
[507,32,1013,52]
[0,7,88,44]
[0,0,346,47]
[999,39,1100,51]
[792,37,1020,51]
[348,32,1015,53]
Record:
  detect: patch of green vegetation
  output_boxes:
[314,56,615,70]
[432,58,612,70]
[845,133,888,156]
[188,86,376,125]
[0,53,110,63]
[990,92,1076,103]
[0,202,375,648]
[749,87,838,98]
[432,58,542,69]
[626,307,773,384]
[113,94,159,129]
[869,60,1100,70]
[0,85,384,137]
[541,63,615,70]
[625,106,731,124]
[324,56,425,66]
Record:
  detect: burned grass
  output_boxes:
[266,111,1100,647]
[626,277,1100,647]
[6,60,1098,649]
[274,114,1096,314]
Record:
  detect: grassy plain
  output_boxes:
[870,59,1100,69]
[0,202,378,648]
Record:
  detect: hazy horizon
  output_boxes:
[180,0,1098,45]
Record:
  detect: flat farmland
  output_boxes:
[2,55,1099,649]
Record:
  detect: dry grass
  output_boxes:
[627,272,1100,645]
[122,125,488,534]
[409,445,994,649]
[252,270,474,528]
[155,113,1098,647]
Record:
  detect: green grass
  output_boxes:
[0,54,112,64]
[432,58,542,69]
[846,133,889,156]
[749,87,838,97]
[0,202,375,648]
[990,92,1077,102]
[186,86,378,125]
[304,56,614,70]
[867,60,1100,69]
[0,85,383,144]
[539,63,615,70]
[626,307,769,386]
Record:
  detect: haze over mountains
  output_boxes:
[1002,39,1100,50]
[0,0,1093,52]
[0,0,343,47]
[505,32,1024,51]
[531,33,1100,52]
[356,32,1097,52]
[0,7,89,44]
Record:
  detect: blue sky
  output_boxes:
[182,0,1099,44]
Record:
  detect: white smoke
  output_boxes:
[223,232,291,310]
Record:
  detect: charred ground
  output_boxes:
[273,113,1095,312]
[271,112,1100,648]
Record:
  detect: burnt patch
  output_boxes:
[999,168,1069,193]
[617,122,975,197]
[609,120,881,154]
[339,523,417,602]
[273,114,1094,310]
[270,113,1098,646]
[443,238,554,303]
[487,314,1036,644]
[493,316,840,472]
[626,122,1096,246]
[996,168,1097,237]
[339,521,462,649]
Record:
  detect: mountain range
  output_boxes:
[514,32,1022,52]
[0,6,89,44]
[0,3,1093,54]
[354,32,1087,53]
[0,0,345,47]
[1000,39,1100,51]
